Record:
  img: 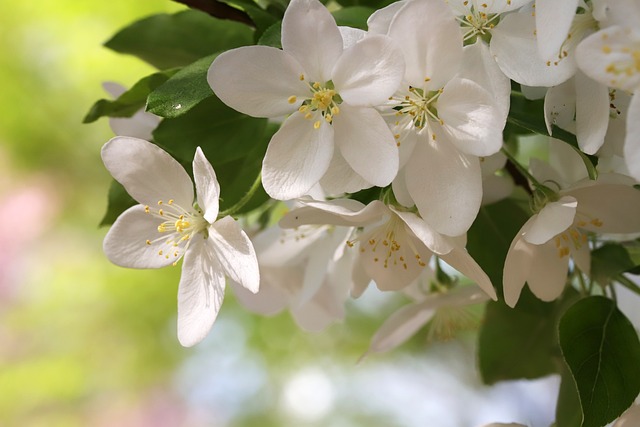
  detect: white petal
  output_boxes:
[459,41,511,119]
[572,238,591,275]
[482,174,514,205]
[392,208,454,255]
[281,0,343,82]
[333,35,405,106]
[547,137,589,184]
[262,112,334,200]
[253,224,325,266]
[279,199,384,228]
[366,301,435,355]
[406,135,483,236]
[333,105,399,187]
[387,0,462,89]
[576,26,640,92]
[503,232,534,308]
[440,247,497,300]
[490,11,576,87]
[208,216,260,293]
[103,205,176,269]
[439,77,505,157]
[568,183,640,234]
[523,196,577,245]
[391,168,414,207]
[101,136,194,208]
[102,81,126,98]
[351,260,371,298]
[535,0,579,61]
[291,280,345,332]
[339,26,366,49]
[208,46,308,118]
[526,239,570,302]
[544,78,576,135]
[624,94,640,181]
[575,71,610,154]
[193,147,220,223]
[177,236,225,347]
[613,404,640,427]
[230,274,289,316]
[367,0,406,35]
[319,149,373,196]
[296,230,339,306]
[109,111,161,141]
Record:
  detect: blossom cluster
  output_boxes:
[96,0,640,422]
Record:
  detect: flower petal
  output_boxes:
[405,134,482,236]
[568,183,640,234]
[262,112,334,200]
[319,148,373,196]
[503,232,534,308]
[208,216,260,293]
[575,71,610,155]
[440,247,497,300]
[544,78,576,135]
[281,0,343,83]
[391,168,414,207]
[367,0,405,35]
[103,205,176,269]
[624,94,640,181]
[193,147,220,223]
[333,34,405,106]
[387,0,462,89]
[392,208,454,255]
[490,11,576,87]
[439,77,505,157]
[101,136,194,208]
[535,0,579,62]
[177,236,225,347]
[279,199,384,228]
[230,269,291,316]
[333,105,399,187]
[526,239,570,302]
[523,196,577,245]
[208,46,308,118]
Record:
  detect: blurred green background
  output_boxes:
[0,2,560,426]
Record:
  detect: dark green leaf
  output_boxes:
[152,96,268,165]
[556,366,583,427]
[147,54,217,118]
[478,288,579,384]
[559,296,640,427]
[258,21,282,48]
[105,10,254,69]
[100,180,137,227]
[84,70,178,123]
[218,0,280,39]
[508,91,598,180]
[591,244,635,285]
[332,6,374,30]
[467,198,530,288]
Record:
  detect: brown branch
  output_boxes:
[505,159,533,196]
[172,0,254,27]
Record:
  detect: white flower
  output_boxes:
[369,0,507,236]
[503,177,640,307]
[613,404,640,427]
[279,198,496,299]
[102,82,161,140]
[208,0,404,200]
[101,136,260,347]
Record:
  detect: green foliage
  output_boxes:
[555,366,583,427]
[217,0,281,39]
[479,288,578,384]
[147,54,217,118]
[332,6,375,30]
[558,296,640,427]
[100,180,137,226]
[83,69,179,123]
[105,10,254,69]
[591,243,635,285]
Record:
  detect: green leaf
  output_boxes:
[258,21,282,48]
[152,96,268,166]
[218,0,280,39]
[105,10,254,69]
[83,70,178,123]
[146,54,217,118]
[478,288,579,384]
[559,296,640,427]
[100,180,137,227]
[591,244,635,285]
[556,366,583,427]
[508,91,598,181]
[332,6,374,30]
[467,198,530,288]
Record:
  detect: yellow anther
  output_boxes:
[313,120,321,129]
[331,106,339,115]
[158,250,163,256]
[146,240,151,245]
[325,114,332,123]
[313,82,321,89]
[590,218,603,227]
[158,209,164,216]
[158,200,163,205]
[288,95,297,104]
[144,206,150,213]
[346,241,354,247]
[305,112,313,119]
[299,74,305,81]
[168,199,174,205]
[158,224,167,233]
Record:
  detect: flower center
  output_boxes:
[455,1,501,43]
[386,85,443,145]
[545,4,598,67]
[554,215,602,258]
[347,215,428,270]
[290,76,342,129]
[143,199,209,265]
[601,31,640,88]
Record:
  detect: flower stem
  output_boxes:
[218,172,262,218]
[615,274,640,297]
